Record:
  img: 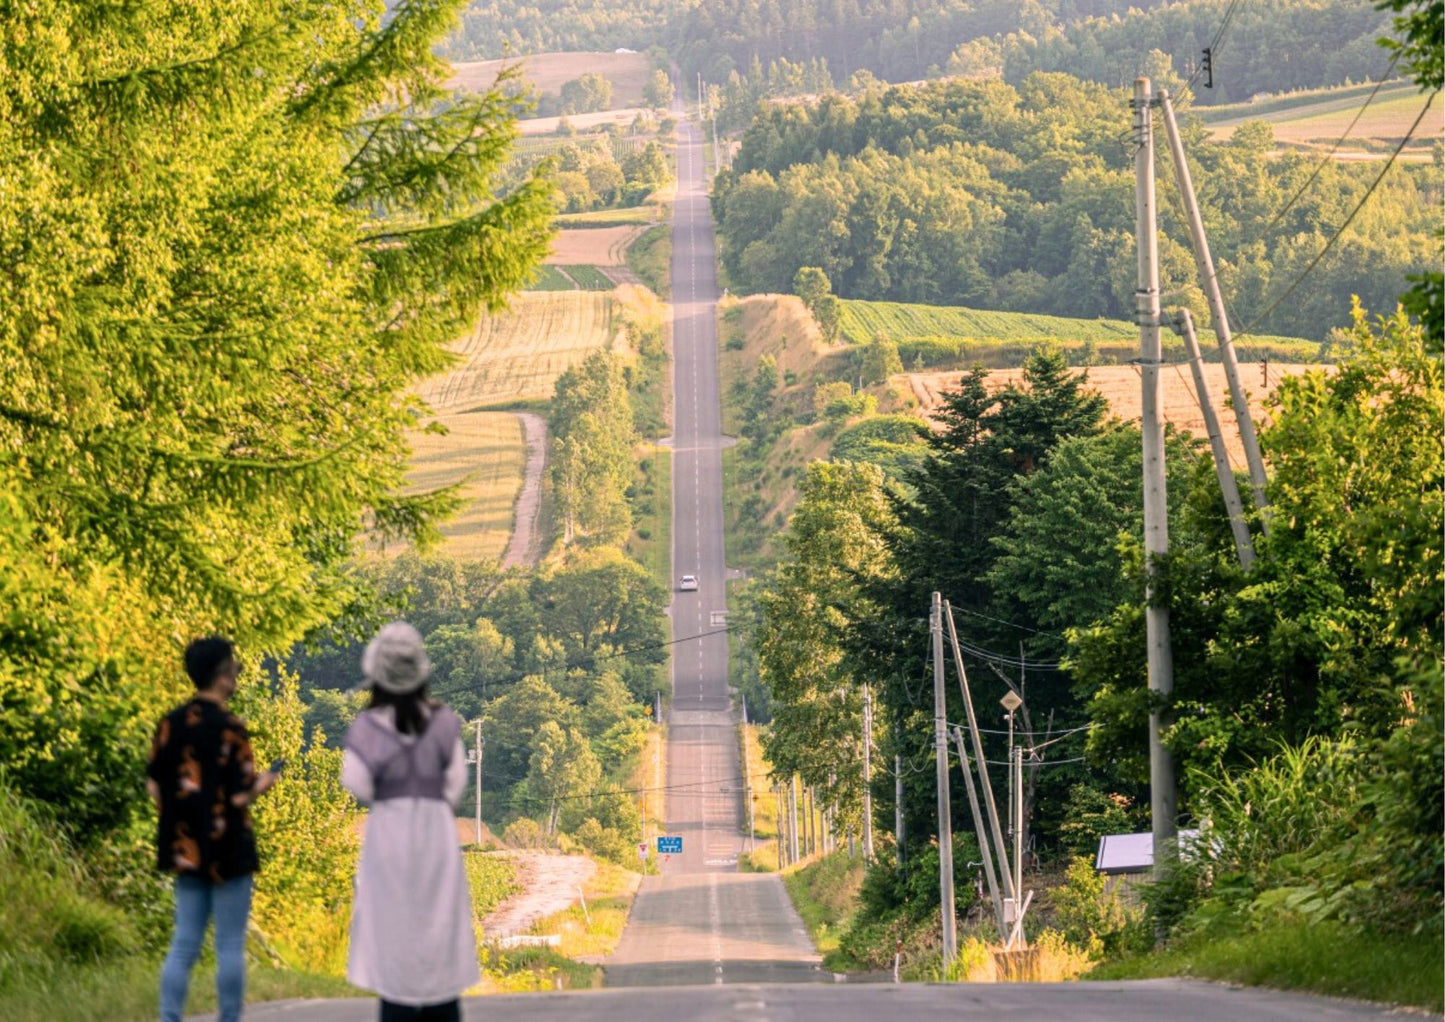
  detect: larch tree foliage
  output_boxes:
[0,0,553,835]
[757,461,897,834]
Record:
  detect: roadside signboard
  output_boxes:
[656,836,683,854]
[637,842,649,860]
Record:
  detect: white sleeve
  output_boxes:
[341,749,374,805]
[444,737,468,810]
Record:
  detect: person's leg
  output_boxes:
[210,873,254,1022]
[378,1001,421,1022]
[420,1000,460,1022]
[159,876,211,1022]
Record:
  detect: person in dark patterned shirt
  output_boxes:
[146,636,279,1022]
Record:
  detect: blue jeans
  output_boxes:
[160,873,253,1022]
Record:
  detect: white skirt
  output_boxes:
[347,797,480,1004]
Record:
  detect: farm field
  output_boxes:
[404,411,528,561]
[905,363,1330,467]
[562,265,617,290]
[449,51,652,106]
[530,265,579,290]
[547,225,647,267]
[555,206,662,227]
[519,108,652,136]
[839,298,1319,362]
[418,292,618,410]
[1199,80,1441,159]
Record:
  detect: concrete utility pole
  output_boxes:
[862,684,875,860]
[1175,307,1255,568]
[776,786,787,868]
[1134,77,1178,869]
[930,592,957,966]
[950,726,1006,939]
[790,775,801,864]
[473,720,484,846]
[1158,89,1270,528]
[894,754,905,867]
[943,604,1015,905]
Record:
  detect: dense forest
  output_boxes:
[446,0,1395,109]
[711,75,1438,340]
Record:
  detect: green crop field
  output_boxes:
[839,299,1138,346]
[404,411,528,561]
[563,265,616,290]
[839,298,1318,363]
[418,291,618,410]
[529,264,578,290]
[555,206,660,227]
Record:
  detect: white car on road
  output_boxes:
[678,574,699,592]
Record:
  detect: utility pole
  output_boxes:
[1158,89,1269,527]
[930,592,957,966]
[1175,307,1255,568]
[943,604,1015,906]
[1135,77,1178,870]
[1013,747,1023,910]
[951,726,1006,939]
[790,775,801,864]
[473,720,484,846]
[894,753,905,869]
[862,684,874,860]
[780,786,791,867]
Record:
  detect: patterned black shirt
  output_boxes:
[146,698,260,882]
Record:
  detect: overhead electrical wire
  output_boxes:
[1232,87,1441,343]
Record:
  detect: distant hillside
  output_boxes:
[1199,80,1442,160]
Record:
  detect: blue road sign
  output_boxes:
[656,836,683,854]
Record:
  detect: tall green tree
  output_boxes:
[757,461,898,829]
[0,0,552,836]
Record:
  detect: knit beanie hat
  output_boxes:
[361,621,431,694]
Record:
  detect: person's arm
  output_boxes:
[341,749,374,805]
[145,718,169,812]
[223,719,277,808]
[443,736,468,810]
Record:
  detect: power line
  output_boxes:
[1233,87,1441,343]
[1253,53,1403,241]
[493,773,749,807]
[1185,0,1244,94]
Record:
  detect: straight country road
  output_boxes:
[603,90,822,988]
[189,85,1408,1022]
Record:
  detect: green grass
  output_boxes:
[1089,920,1444,1011]
[737,723,780,872]
[626,445,671,592]
[625,223,671,299]
[0,957,360,1022]
[839,299,1317,361]
[780,851,867,968]
[564,264,617,290]
[529,264,578,290]
[555,206,659,227]
[465,851,521,921]
[1195,79,1419,125]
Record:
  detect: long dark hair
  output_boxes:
[368,685,434,736]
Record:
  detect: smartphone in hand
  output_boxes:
[268,758,287,776]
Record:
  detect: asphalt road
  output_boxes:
[214,979,1409,1021]
[603,93,823,988]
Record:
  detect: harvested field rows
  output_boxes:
[419,292,618,410]
[448,51,652,106]
[905,363,1330,467]
[547,226,648,267]
[404,411,527,561]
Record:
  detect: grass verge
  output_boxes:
[0,957,359,1022]
[737,722,779,872]
[1088,920,1444,1011]
[626,444,672,593]
[528,860,644,959]
[626,223,671,299]
[780,851,867,969]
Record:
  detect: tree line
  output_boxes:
[0,0,554,985]
[754,309,1440,960]
[712,73,1438,341]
